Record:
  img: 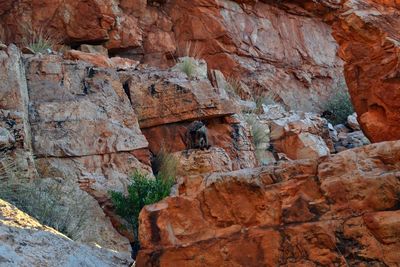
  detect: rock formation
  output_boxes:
[0,0,399,266]
[0,199,132,266]
[137,141,400,266]
[0,0,345,112]
[332,0,400,142]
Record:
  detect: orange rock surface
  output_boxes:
[137,141,400,266]
[333,0,400,142]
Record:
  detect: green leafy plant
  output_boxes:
[0,154,91,240]
[109,171,175,258]
[324,87,354,126]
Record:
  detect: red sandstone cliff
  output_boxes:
[0,0,399,266]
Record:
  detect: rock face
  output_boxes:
[137,141,400,266]
[0,0,346,112]
[173,147,233,177]
[121,62,257,170]
[0,46,150,252]
[0,199,132,267]
[25,54,156,251]
[0,45,36,176]
[333,0,400,142]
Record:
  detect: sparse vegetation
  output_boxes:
[244,114,270,164]
[179,41,203,59]
[151,147,178,180]
[177,57,197,78]
[109,171,175,258]
[224,77,242,97]
[0,154,91,240]
[254,91,283,112]
[324,86,354,126]
[22,26,59,54]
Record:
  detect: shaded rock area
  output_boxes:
[137,141,400,266]
[0,199,132,267]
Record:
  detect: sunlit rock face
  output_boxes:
[137,141,400,266]
[0,0,346,112]
[0,199,132,267]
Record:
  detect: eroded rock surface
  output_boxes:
[0,199,132,267]
[137,141,400,266]
[25,54,152,211]
[0,0,346,111]
[333,0,400,142]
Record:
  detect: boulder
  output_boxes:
[79,44,109,56]
[333,0,400,142]
[268,111,333,159]
[64,50,139,69]
[0,199,132,267]
[347,112,360,131]
[121,66,236,129]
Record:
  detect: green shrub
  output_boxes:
[324,88,354,125]
[177,57,197,78]
[0,154,91,240]
[109,172,174,257]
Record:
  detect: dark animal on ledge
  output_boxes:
[186,120,210,150]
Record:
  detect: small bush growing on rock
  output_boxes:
[177,57,197,78]
[245,115,270,162]
[324,86,354,125]
[109,172,174,258]
[0,154,91,240]
[22,26,59,53]
[151,147,178,180]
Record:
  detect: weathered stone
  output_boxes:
[347,112,360,131]
[26,55,148,157]
[0,45,36,177]
[79,44,109,56]
[173,147,232,177]
[122,67,236,129]
[0,0,346,113]
[269,112,332,159]
[319,141,400,219]
[137,141,400,266]
[24,54,151,251]
[0,199,132,267]
[333,0,400,142]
